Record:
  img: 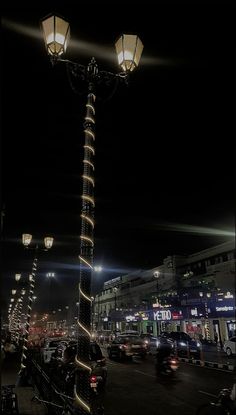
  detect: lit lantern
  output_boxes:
[12,289,17,295]
[22,233,32,246]
[15,273,21,281]
[29,274,34,282]
[44,236,54,249]
[115,34,143,72]
[41,14,70,57]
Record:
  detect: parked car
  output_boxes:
[160,332,201,357]
[41,338,68,363]
[53,340,107,392]
[107,335,147,360]
[223,337,236,356]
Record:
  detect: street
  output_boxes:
[1,349,234,415]
[103,354,234,415]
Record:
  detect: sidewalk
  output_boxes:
[1,353,47,415]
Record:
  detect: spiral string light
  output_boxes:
[19,259,37,373]
[204,301,210,341]
[75,90,96,413]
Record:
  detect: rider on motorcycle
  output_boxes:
[155,340,173,373]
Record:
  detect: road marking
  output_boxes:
[134,370,156,378]
[198,390,217,398]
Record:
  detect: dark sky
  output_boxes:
[1,1,235,315]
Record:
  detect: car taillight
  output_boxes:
[90,375,97,383]
[119,344,127,349]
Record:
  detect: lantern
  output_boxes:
[44,236,54,249]
[22,233,32,246]
[41,14,70,57]
[115,34,143,72]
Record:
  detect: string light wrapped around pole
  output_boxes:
[19,256,37,374]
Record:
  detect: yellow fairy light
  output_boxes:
[79,285,92,303]
[84,129,95,140]
[74,386,91,413]
[82,175,95,187]
[82,195,95,207]
[86,104,95,114]
[81,214,94,228]
[80,235,94,246]
[79,256,93,269]
[85,116,95,124]
[75,356,92,373]
[78,321,91,338]
[83,159,95,170]
[84,145,95,155]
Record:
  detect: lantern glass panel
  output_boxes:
[44,236,54,249]
[15,274,21,281]
[115,34,143,72]
[22,233,32,246]
[41,15,70,57]
[12,289,16,295]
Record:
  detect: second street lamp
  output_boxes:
[41,13,143,414]
[18,234,54,381]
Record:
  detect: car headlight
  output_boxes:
[156,340,160,348]
[196,341,201,348]
[179,342,186,347]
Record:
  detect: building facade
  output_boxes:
[93,240,235,343]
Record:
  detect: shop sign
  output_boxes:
[172,310,183,320]
[153,310,171,321]
[216,306,234,312]
[125,315,138,322]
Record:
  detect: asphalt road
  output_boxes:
[1,350,235,415]
[103,354,234,415]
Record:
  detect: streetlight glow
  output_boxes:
[44,236,54,249]
[15,273,21,281]
[22,233,32,246]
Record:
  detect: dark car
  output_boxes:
[51,340,107,392]
[140,333,174,355]
[160,331,201,357]
[107,335,147,360]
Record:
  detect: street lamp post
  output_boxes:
[18,234,53,380]
[41,13,143,414]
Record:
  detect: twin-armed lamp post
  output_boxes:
[41,13,143,414]
[18,233,53,378]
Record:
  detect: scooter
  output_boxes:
[156,355,179,377]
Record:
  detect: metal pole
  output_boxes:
[75,59,97,414]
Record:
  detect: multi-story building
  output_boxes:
[93,240,235,343]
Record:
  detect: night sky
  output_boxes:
[1,1,235,316]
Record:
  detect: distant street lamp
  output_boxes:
[41,12,143,414]
[15,274,21,282]
[18,234,54,380]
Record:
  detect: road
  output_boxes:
[103,353,234,415]
[1,350,235,415]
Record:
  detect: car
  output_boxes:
[160,332,201,357]
[41,338,69,363]
[223,337,236,356]
[54,340,107,391]
[107,335,147,360]
[140,333,175,355]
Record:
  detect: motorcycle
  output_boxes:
[156,355,179,377]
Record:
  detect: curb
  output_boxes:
[179,357,235,372]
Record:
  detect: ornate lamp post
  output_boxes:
[18,234,54,379]
[41,13,143,414]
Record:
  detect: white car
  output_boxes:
[223,337,236,356]
[42,338,68,363]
